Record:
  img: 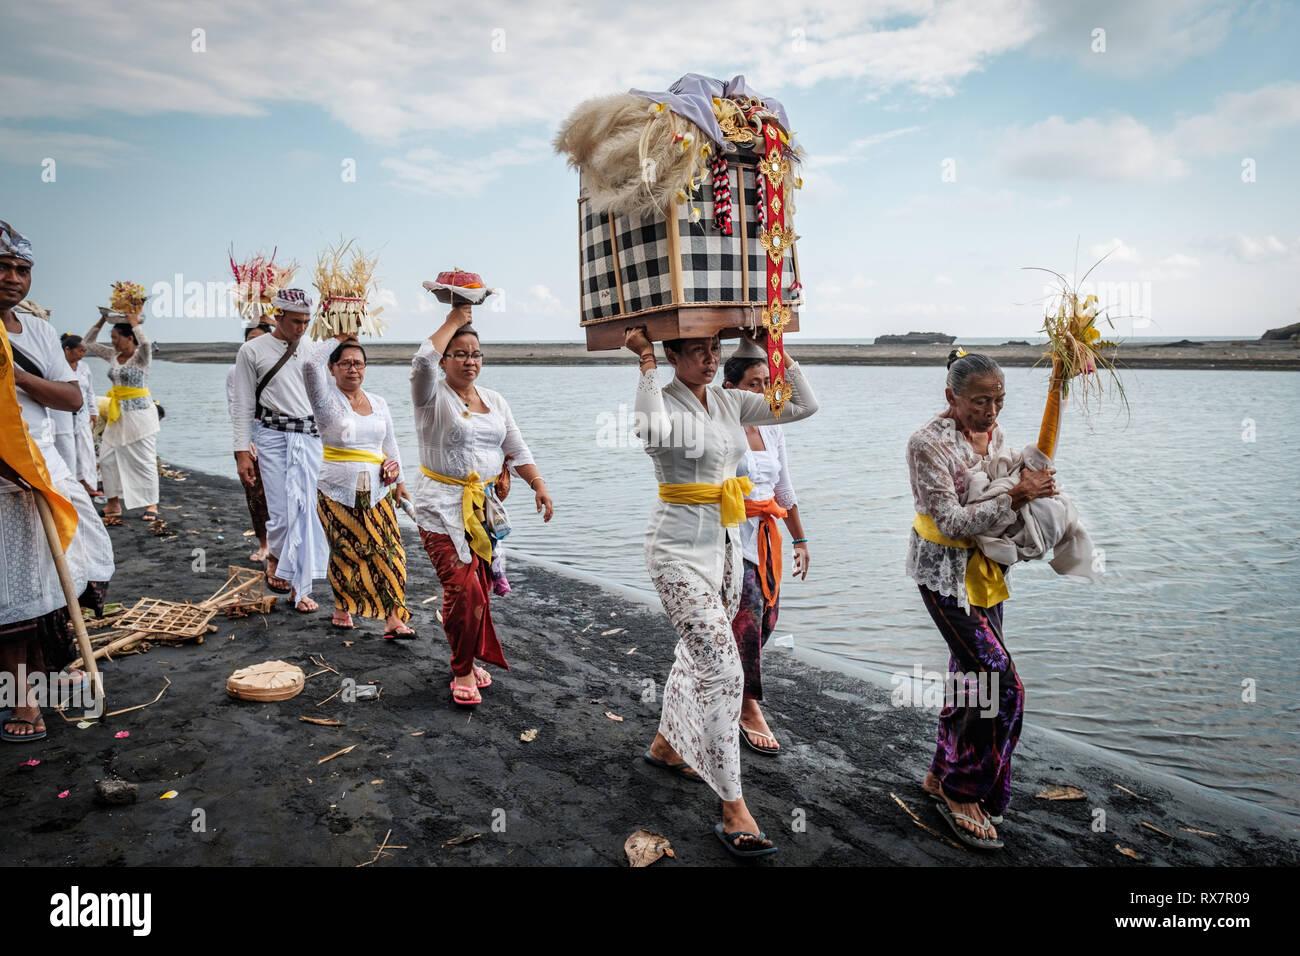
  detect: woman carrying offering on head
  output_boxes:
[85,284,159,524]
[303,336,413,637]
[626,327,818,859]
[906,349,1059,851]
[720,337,809,756]
[410,270,553,707]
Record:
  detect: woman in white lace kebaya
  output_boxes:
[625,328,817,859]
[84,313,159,523]
[906,349,1057,850]
[302,338,413,637]
[410,305,553,707]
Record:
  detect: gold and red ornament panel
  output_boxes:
[756,121,794,415]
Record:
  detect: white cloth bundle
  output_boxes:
[961,443,1099,583]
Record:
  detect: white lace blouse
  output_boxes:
[302,354,404,509]
[636,363,817,591]
[409,340,535,563]
[905,414,1015,610]
[85,324,158,448]
[736,424,797,566]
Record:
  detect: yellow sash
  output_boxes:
[658,477,755,528]
[323,446,384,464]
[912,513,1009,608]
[420,466,491,563]
[105,385,150,424]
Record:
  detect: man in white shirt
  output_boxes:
[1,219,114,740]
[230,288,329,612]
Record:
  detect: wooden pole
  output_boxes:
[32,492,103,708]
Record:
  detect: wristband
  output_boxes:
[528,476,546,489]
[792,538,808,545]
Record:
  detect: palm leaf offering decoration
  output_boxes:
[311,238,386,340]
[229,247,298,322]
[1024,251,1127,459]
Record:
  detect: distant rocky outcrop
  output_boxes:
[1260,322,1300,342]
[873,331,955,345]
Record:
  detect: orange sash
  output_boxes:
[745,497,788,608]
[0,323,78,550]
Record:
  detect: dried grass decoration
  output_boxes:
[1024,251,1127,460]
[311,239,386,340]
[229,246,297,322]
[226,660,306,702]
[107,281,148,317]
[554,93,712,219]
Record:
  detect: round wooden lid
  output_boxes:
[226,660,306,702]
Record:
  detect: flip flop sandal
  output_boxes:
[1,709,48,743]
[739,724,781,756]
[265,573,292,594]
[450,681,481,707]
[926,788,1003,826]
[330,621,356,630]
[934,801,1003,850]
[472,666,492,688]
[714,823,778,859]
[141,512,158,522]
[383,627,418,640]
[101,513,122,527]
[642,751,704,783]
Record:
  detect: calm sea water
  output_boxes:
[138,359,1300,818]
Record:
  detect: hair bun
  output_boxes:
[946,348,964,369]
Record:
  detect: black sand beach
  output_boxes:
[3,468,1297,867]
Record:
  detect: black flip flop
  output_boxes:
[265,574,291,594]
[642,751,704,783]
[739,724,781,756]
[714,823,778,859]
[383,628,418,640]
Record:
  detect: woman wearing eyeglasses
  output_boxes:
[302,336,414,638]
[410,298,554,706]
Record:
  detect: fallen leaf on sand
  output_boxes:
[1036,784,1086,801]
[114,731,129,739]
[625,647,637,655]
[243,530,255,537]
[370,779,383,785]
[317,745,357,765]
[520,728,538,742]
[604,712,624,722]
[443,833,482,847]
[299,717,344,727]
[1140,821,1175,839]
[160,790,178,799]
[58,790,70,799]
[410,731,425,737]
[421,595,439,605]
[610,612,617,617]
[76,721,93,729]
[19,759,39,767]
[601,627,625,636]
[1179,826,1220,838]
[1113,784,1147,801]
[436,610,443,623]
[625,829,674,867]
[1115,844,1140,860]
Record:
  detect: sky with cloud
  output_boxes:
[3,0,1298,342]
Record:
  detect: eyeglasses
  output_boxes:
[334,360,366,369]
[449,351,484,362]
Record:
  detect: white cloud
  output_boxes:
[1138,253,1201,281]
[525,284,566,313]
[1027,0,1234,75]
[381,139,550,196]
[994,81,1300,182]
[813,125,923,167]
[0,1,1040,142]
[995,115,1184,182]
[0,127,134,168]
[1218,233,1297,263]
[373,288,399,311]
[1088,238,1142,265]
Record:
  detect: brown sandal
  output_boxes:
[101,512,122,527]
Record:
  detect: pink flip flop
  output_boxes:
[450,681,481,707]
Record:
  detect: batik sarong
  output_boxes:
[317,490,409,622]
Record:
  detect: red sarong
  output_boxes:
[419,529,508,676]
